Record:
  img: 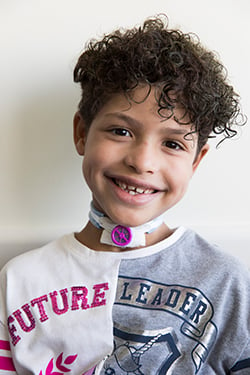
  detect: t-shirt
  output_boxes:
[0,227,249,374]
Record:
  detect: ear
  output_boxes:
[192,143,209,174]
[73,112,87,155]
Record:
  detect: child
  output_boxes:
[0,15,249,375]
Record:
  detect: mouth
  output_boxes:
[112,178,158,196]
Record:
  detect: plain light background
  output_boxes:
[0,0,249,267]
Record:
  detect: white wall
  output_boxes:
[1,0,249,267]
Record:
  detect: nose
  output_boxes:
[124,140,158,174]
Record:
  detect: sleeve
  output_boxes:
[0,266,17,374]
[229,261,250,375]
[0,321,17,374]
[230,339,250,374]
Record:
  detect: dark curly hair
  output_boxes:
[74,15,245,152]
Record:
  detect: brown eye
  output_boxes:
[112,128,131,137]
[164,140,183,150]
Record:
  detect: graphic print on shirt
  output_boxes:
[38,352,78,375]
[103,276,218,374]
[7,282,109,346]
[100,326,181,375]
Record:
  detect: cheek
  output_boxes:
[82,153,97,183]
[168,163,194,190]
[82,146,110,183]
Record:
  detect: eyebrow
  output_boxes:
[105,112,143,128]
[105,112,190,136]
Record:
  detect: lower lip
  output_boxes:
[108,179,160,206]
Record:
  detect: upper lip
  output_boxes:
[106,174,163,192]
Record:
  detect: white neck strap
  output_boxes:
[89,203,165,248]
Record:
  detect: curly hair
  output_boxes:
[74,15,245,151]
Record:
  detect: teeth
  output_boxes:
[128,190,137,195]
[128,185,136,191]
[115,179,154,194]
[120,182,127,190]
[144,189,153,194]
[135,187,145,194]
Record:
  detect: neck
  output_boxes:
[75,220,173,252]
[74,203,173,252]
[89,203,167,248]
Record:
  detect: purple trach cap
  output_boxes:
[111,225,132,247]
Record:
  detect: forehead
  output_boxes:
[95,85,194,133]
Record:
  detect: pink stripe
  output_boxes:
[0,355,15,371]
[0,340,11,350]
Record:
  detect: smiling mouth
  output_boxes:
[113,179,157,195]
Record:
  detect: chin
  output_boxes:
[111,213,154,228]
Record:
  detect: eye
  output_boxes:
[163,140,183,150]
[111,128,131,137]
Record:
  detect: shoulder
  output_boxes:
[181,228,250,285]
[0,234,72,281]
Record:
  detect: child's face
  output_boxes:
[74,86,208,227]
